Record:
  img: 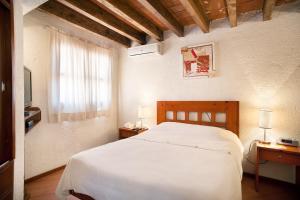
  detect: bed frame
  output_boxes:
[157,101,239,135]
[69,190,94,200]
[69,101,239,200]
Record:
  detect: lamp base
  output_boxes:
[259,129,271,145]
[258,140,271,145]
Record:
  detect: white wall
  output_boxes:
[119,2,300,183]
[13,0,25,199]
[22,0,48,14]
[23,15,119,179]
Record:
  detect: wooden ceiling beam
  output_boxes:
[137,0,184,37]
[178,0,209,33]
[225,0,237,27]
[94,0,163,41]
[57,0,146,45]
[39,0,131,47]
[263,0,276,21]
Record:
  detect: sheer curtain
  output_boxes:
[48,29,112,122]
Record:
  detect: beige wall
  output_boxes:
[118,2,300,183]
[13,0,24,199]
[23,15,119,179]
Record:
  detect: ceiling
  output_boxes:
[35,0,297,47]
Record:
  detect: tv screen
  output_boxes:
[24,67,32,108]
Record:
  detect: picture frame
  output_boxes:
[181,42,215,78]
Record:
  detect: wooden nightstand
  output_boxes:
[256,143,300,191]
[119,127,148,139]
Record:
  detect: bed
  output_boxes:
[56,101,243,200]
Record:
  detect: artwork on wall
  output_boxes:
[181,42,215,78]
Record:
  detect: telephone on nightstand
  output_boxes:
[277,137,299,147]
[124,122,135,129]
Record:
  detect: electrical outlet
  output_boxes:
[1,81,5,92]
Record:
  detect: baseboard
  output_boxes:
[25,165,65,184]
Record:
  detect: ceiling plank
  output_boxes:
[94,0,163,41]
[263,0,276,21]
[57,0,146,44]
[178,0,209,33]
[225,0,237,27]
[39,0,131,47]
[137,0,184,37]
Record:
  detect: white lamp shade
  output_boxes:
[259,109,272,129]
[138,106,151,119]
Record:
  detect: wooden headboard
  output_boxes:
[157,101,239,136]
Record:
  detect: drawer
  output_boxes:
[260,149,300,165]
[0,161,13,200]
[119,130,137,138]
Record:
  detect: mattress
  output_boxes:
[56,122,244,200]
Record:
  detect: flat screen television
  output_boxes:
[24,67,32,108]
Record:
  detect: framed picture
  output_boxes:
[181,42,215,78]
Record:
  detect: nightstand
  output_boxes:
[255,143,300,191]
[119,127,148,139]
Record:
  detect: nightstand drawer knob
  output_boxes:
[277,154,282,158]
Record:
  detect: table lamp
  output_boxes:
[258,109,272,144]
[138,106,151,129]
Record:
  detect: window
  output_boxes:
[48,29,111,122]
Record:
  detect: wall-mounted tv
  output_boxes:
[24,67,32,108]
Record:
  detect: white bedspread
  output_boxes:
[56,122,244,200]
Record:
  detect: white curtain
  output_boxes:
[48,29,112,122]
